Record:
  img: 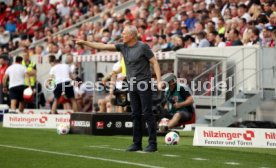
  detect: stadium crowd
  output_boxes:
[0,0,124,53]
[0,0,275,58]
[0,0,276,112]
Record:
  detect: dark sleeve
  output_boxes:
[115,43,124,52]
[179,86,191,100]
[143,43,154,60]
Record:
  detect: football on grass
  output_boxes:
[57,124,70,135]
[165,131,180,145]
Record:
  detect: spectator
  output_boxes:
[199,1,208,13]
[102,12,113,30]
[248,3,262,21]
[215,34,226,47]
[57,0,71,17]
[171,21,182,36]
[151,34,160,52]
[207,31,218,47]
[193,21,204,34]
[185,11,197,31]
[98,61,121,113]
[180,24,189,35]
[0,25,10,49]
[49,42,62,60]
[210,8,222,25]
[158,34,171,51]
[0,55,9,104]
[171,35,183,51]
[66,53,77,79]
[46,9,62,29]
[206,21,216,34]
[197,31,210,48]
[263,3,273,17]
[247,27,260,46]
[183,34,197,48]
[223,8,232,20]
[238,18,247,36]
[261,26,274,47]
[74,77,94,112]
[217,18,226,34]
[238,4,251,23]
[267,13,276,28]
[5,17,16,34]
[111,22,121,40]
[13,0,24,14]
[230,6,238,18]
[26,15,43,37]
[229,28,243,46]
[20,10,29,24]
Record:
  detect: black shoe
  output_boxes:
[126,144,142,152]
[144,145,157,152]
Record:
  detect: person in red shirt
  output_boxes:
[27,16,43,37]
[0,55,9,104]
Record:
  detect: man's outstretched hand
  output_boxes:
[74,39,86,46]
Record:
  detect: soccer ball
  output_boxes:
[57,124,70,135]
[165,131,180,145]
[158,118,169,132]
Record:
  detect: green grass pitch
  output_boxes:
[0,124,276,168]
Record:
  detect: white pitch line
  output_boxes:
[88,145,124,151]
[225,162,240,166]
[192,158,208,161]
[162,154,180,157]
[89,145,110,147]
[0,144,165,168]
[136,151,147,154]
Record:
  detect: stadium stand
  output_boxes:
[1,1,275,54]
[1,0,275,59]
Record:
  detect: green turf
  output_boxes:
[0,124,276,168]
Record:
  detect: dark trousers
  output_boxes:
[129,83,157,147]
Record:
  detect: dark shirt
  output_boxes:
[168,85,194,113]
[179,86,194,113]
[115,41,154,82]
[231,40,243,46]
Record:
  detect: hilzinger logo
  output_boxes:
[9,116,48,124]
[203,130,255,141]
[39,116,48,124]
[243,130,255,140]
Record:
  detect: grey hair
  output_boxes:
[126,25,138,38]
